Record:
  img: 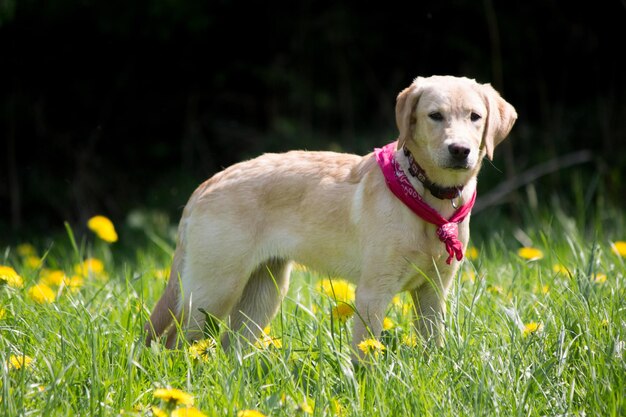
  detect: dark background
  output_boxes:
[2,1,625,243]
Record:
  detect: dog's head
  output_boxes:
[395,75,517,187]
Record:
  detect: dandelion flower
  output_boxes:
[25,256,42,269]
[552,264,570,275]
[68,275,84,292]
[383,317,395,330]
[316,279,355,303]
[172,407,209,417]
[357,338,386,356]
[74,258,105,278]
[591,273,607,285]
[402,334,418,347]
[27,283,56,304]
[255,333,282,349]
[0,308,6,319]
[8,354,33,370]
[40,269,69,287]
[153,388,194,406]
[297,398,314,414]
[466,246,479,260]
[523,322,543,337]
[611,241,626,257]
[16,243,36,257]
[88,215,118,243]
[188,339,216,361]
[331,302,354,322]
[0,265,24,288]
[237,410,267,417]
[151,407,168,417]
[517,247,544,261]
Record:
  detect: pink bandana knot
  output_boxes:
[375,141,477,264]
[436,222,463,264]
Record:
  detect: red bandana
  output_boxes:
[375,142,477,264]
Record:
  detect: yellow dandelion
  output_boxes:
[237,410,267,417]
[298,398,314,414]
[517,247,544,261]
[402,333,418,347]
[357,338,386,356]
[8,354,33,370]
[391,295,402,307]
[25,256,42,269]
[331,302,354,322]
[151,407,168,417]
[40,269,69,287]
[188,339,216,361]
[591,273,607,285]
[399,301,413,316]
[383,317,395,330]
[611,241,626,257]
[68,275,84,292]
[87,215,118,243]
[74,258,105,278]
[0,265,24,288]
[16,243,36,257]
[172,407,208,417]
[316,279,355,303]
[552,264,570,275]
[466,246,479,260]
[0,308,6,319]
[533,284,550,295]
[154,388,194,406]
[27,283,56,304]
[255,334,282,349]
[523,322,543,337]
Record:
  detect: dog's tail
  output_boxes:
[144,244,183,347]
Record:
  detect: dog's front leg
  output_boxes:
[351,285,394,361]
[410,270,454,346]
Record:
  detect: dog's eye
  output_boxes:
[428,112,444,121]
[470,112,482,121]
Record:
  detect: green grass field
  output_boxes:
[1,202,625,417]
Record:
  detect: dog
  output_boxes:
[145,75,517,360]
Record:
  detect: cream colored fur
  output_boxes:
[145,75,517,360]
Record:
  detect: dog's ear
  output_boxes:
[481,83,518,160]
[395,78,424,149]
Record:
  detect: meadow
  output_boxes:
[1,201,625,417]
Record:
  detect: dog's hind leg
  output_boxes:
[222,258,292,349]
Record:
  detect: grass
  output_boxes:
[1,202,625,417]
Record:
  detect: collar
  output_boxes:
[375,142,476,264]
[402,147,464,200]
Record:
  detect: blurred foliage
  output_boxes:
[1,0,625,240]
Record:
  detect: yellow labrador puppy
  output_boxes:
[145,75,517,360]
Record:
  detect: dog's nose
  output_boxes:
[448,144,470,161]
